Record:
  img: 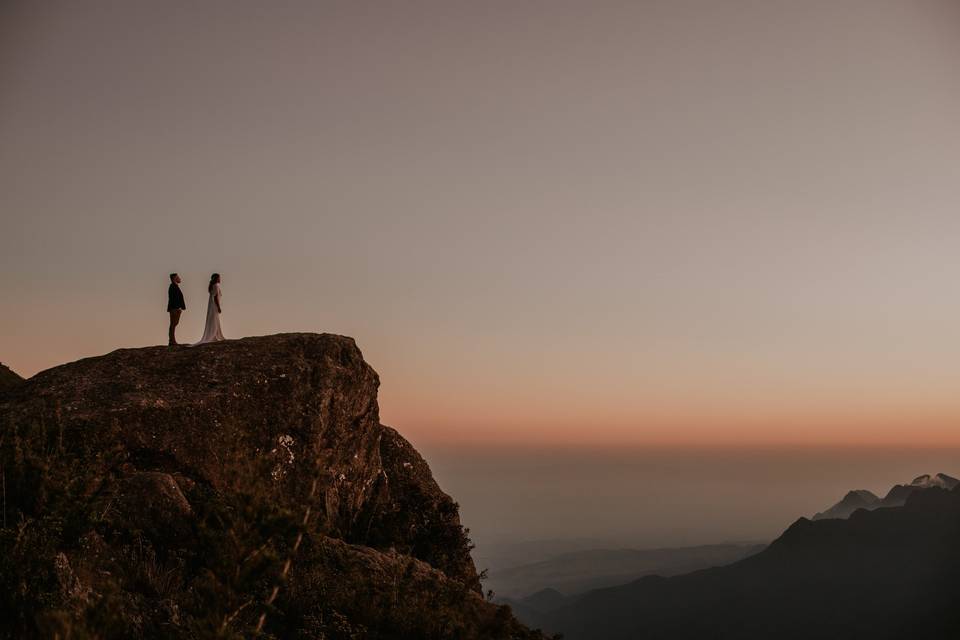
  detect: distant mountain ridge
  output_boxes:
[487,543,764,599]
[812,472,959,520]
[812,489,880,520]
[910,472,959,490]
[534,484,960,639]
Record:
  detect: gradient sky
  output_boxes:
[4,1,960,448]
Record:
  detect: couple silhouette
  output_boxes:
[167,273,225,346]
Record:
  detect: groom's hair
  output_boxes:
[169,273,178,282]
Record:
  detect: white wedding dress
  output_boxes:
[194,283,225,345]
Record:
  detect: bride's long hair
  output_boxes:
[208,273,220,294]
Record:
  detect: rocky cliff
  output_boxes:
[0,334,546,639]
[0,362,22,393]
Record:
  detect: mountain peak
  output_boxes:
[812,489,879,520]
[843,489,880,502]
[910,473,959,489]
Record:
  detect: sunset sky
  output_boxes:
[4,0,960,449]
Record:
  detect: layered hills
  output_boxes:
[489,543,764,599]
[534,484,960,639]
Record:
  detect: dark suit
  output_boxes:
[168,284,186,312]
[168,283,186,344]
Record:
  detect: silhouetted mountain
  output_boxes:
[521,588,569,613]
[879,473,958,508]
[812,489,880,520]
[535,486,960,639]
[477,538,611,572]
[487,544,763,598]
[497,589,573,632]
[910,472,960,489]
[0,335,545,639]
[813,472,959,520]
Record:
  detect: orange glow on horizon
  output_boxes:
[10,340,960,451]
[380,391,960,449]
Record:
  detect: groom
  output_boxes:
[167,273,186,346]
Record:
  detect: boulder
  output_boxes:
[0,334,544,639]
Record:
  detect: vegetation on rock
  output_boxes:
[0,334,549,639]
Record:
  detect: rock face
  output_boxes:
[0,334,545,639]
[0,362,22,394]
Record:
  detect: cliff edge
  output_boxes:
[0,362,22,394]
[0,334,545,639]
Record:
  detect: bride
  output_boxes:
[194,273,225,345]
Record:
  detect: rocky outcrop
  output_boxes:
[0,362,22,394]
[0,334,545,639]
[355,425,479,585]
